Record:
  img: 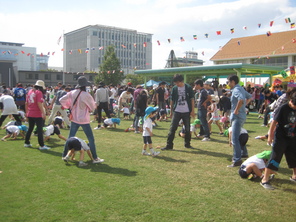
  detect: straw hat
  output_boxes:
[35,80,45,89]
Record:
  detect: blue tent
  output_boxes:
[143,80,161,87]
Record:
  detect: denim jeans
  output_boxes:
[198,108,210,138]
[166,112,191,148]
[231,115,247,163]
[109,98,114,113]
[62,122,98,159]
[134,115,144,131]
[97,102,111,125]
[25,117,44,147]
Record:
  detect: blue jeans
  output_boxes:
[198,108,210,138]
[62,122,98,159]
[231,115,247,163]
[166,112,191,148]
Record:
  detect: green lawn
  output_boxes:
[0,113,295,222]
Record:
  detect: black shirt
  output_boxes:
[274,103,296,138]
[265,92,277,104]
[156,87,165,102]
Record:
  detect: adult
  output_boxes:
[156,82,167,119]
[194,79,211,141]
[204,81,214,95]
[24,80,49,150]
[118,88,133,118]
[94,82,111,130]
[13,83,26,111]
[161,74,195,150]
[47,85,71,127]
[109,84,117,114]
[227,75,251,167]
[262,89,278,127]
[0,94,22,127]
[59,76,104,164]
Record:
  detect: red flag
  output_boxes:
[85,48,89,53]
[27,53,30,56]
[292,38,296,43]
[99,46,104,50]
[290,66,295,74]
[282,46,285,50]
[243,26,247,30]
[21,51,25,54]
[69,50,72,54]
[40,53,43,57]
[270,21,274,27]
[216,31,221,35]
[57,35,62,45]
[61,48,64,51]
[52,52,55,55]
[157,40,160,45]
[143,42,147,47]
[121,44,126,48]
[258,23,261,28]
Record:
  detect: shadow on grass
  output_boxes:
[153,155,189,163]
[272,178,296,194]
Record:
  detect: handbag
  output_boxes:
[69,90,82,121]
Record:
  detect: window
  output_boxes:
[89,75,93,81]
[57,74,62,80]
[35,74,39,79]
[93,31,97,36]
[25,73,33,79]
[45,73,51,80]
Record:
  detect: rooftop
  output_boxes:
[211,30,296,61]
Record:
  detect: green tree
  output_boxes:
[125,74,144,86]
[95,45,125,85]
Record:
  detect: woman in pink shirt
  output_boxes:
[60,76,104,164]
[24,80,49,150]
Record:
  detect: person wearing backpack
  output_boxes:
[13,83,26,111]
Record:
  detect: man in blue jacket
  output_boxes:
[162,74,195,150]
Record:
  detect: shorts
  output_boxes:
[143,136,152,144]
[124,113,129,117]
[54,118,63,126]
[238,165,249,178]
[6,129,12,135]
[67,137,82,151]
[239,133,249,148]
[52,126,61,135]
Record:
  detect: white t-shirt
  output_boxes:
[104,118,113,126]
[7,125,20,135]
[4,121,16,127]
[174,86,189,113]
[119,91,133,103]
[109,88,116,99]
[76,137,90,151]
[44,125,54,137]
[18,110,25,119]
[190,125,197,133]
[143,118,153,136]
[0,95,18,115]
[241,155,266,171]
[122,107,130,114]
[228,127,248,134]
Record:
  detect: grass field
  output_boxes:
[0,113,296,222]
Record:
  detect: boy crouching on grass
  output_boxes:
[62,137,98,167]
[102,118,121,128]
[179,119,201,138]
[239,151,275,180]
[1,125,27,141]
[142,107,160,156]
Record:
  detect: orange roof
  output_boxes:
[211,30,296,61]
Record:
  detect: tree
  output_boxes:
[125,74,145,86]
[95,45,125,85]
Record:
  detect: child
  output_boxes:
[1,120,20,129]
[121,105,130,119]
[43,125,67,142]
[179,119,201,139]
[158,109,167,121]
[239,150,275,180]
[103,118,121,128]
[142,107,160,156]
[53,115,65,129]
[224,127,249,158]
[1,125,27,141]
[208,95,223,135]
[62,137,96,167]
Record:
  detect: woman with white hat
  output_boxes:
[60,76,104,164]
[24,80,50,150]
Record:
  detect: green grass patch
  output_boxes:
[0,113,296,221]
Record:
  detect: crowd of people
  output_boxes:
[0,73,295,190]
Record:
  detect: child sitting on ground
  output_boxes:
[142,107,160,156]
[239,150,275,180]
[102,118,121,128]
[1,125,27,141]
[62,137,95,167]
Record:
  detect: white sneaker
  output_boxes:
[78,162,88,167]
[255,136,261,139]
[94,127,102,130]
[62,156,70,162]
[152,151,160,156]
[142,151,151,156]
[134,131,140,134]
[93,158,104,163]
[202,137,210,142]
[24,144,32,148]
[39,145,51,150]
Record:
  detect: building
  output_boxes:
[165,50,203,68]
[211,30,296,67]
[63,25,153,74]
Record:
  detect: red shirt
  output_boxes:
[26,89,44,118]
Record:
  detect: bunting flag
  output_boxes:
[266,31,272,36]
[85,48,89,53]
[143,42,147,47]
[157,40,160,45]
[193,35,197,40]
[290,66,295,74]
[69,50,72,54]
[21,51,25,54]
[237,41,241,45]
[52,52,55,55]
[270,21,274,27]
[27,53,30,56]
[243,26,247,30]
[61,48,64,51]
[112,70,115,74]
[99,46,104,50]
[285,18,291,23]
[180,37,185,42]
[282,46,285,50]
[230,28,234,34]
[121,44,126,48]
[216,31,221,35]
[7,50,12,54]
[40,53,43,57]
[205,33,209,38]
[133,43,137,48]
[168,39,171,43]
[291,23,295,29]
[47,52,50,55]
[292,38,296,43]
[280,70,288,78]
[258,23,261,28]
[91,47,95,50]
[78,49,82,54]
[201,51,204,56]
[14,53,18,56]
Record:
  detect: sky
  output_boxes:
[1,0,296,71]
